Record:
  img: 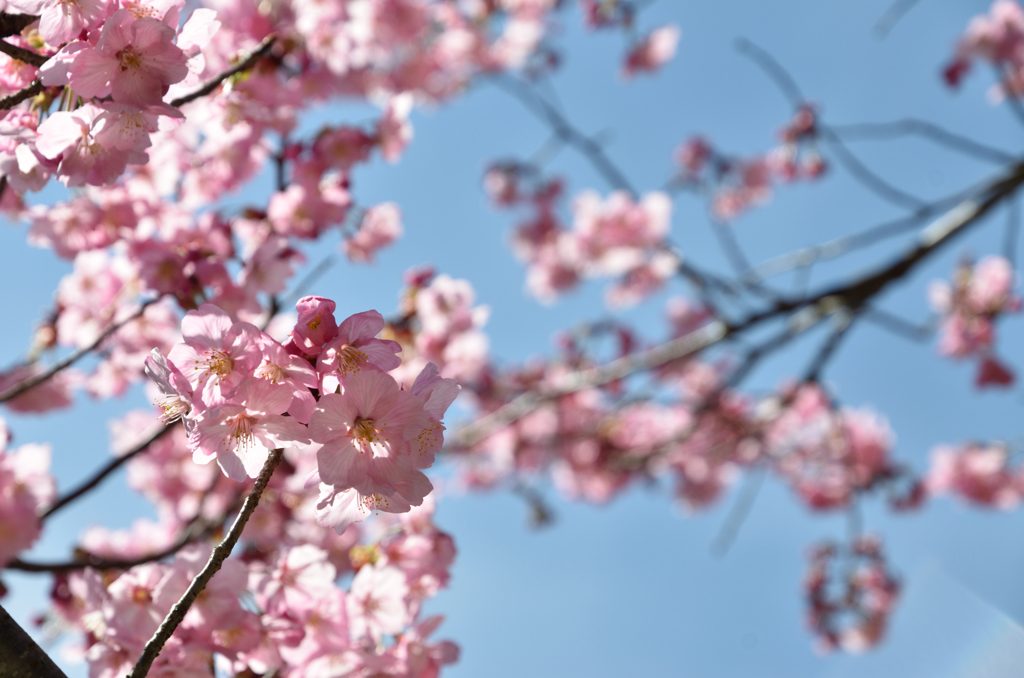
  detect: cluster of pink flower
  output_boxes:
[456,301,924,522]
[943,0,1024,99]
[483,168,676,305]
[148,297,459,533]
[928,441,1024,508]
[804,536,901,654]
[50,499,457,678]
[675,104,826,221]
[0,418,54,567]
[929,255,1021,388]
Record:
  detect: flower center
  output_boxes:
[255,358,287,384]
[116,46,144,73]
[155,393,189,424]
[226,413,256,450]
[350,416,379,447]
[201,349,235,380]
[336,344,369,376]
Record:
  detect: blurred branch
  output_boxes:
[40,423,172,520]
[734,37,804,107]
[0,298,160,405]
[829,119,1015,164]
[1005,197,1020,267]
[874,0,923,37]
[820,129,927,209]
[451,160,1024,447]
[491,74,637,196]
[711,466,766,556]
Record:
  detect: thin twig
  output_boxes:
[287,255,336,303]
[40,423,172,520]
[803,314,855,383]
[820,129,927,210]
[491,74,637,196]
[0,298,159,404]
[1005,197,1020,268]
[734,37,805,107]
[862,307,934,342]
[169,34,277,108]
[874,0,923,37]
[451,161,1024,448]
[0,79,43,110]
[0,39,46,67]
[828,119,1016,165]
[127,449,283,678]
[711,466,766,556]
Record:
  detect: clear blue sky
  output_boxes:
[5,1,1024,676]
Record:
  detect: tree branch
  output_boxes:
[0,79,43,111]
[40,423,172,520]
[451,160,1024,448]
[0,298,160,405]
[0,39,46,67]
[169,34,277,108]
[0,602,67,678]
[829,119,1016,165]
[127,449,283,678]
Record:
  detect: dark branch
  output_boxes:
[0,298,159,405]
[0,79,43,111]
[0,39,46,67]
[0,602,67,678]
[170,34,277,108]
[127,449,283,678]
[40,423,173,520]
[0,13,38,39]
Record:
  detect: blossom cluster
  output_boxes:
[0,418,54,567]
[929,255,1021,388]
[454,300,923,519]
[804,536,900,654]
[50,500,458,678]
[674,103,826,221]
[148,297,458,533]
[482,170,676,305]
[943,0,1024,99]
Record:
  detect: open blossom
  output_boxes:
[191,377,311,481]
[317,310,403,394]
[7,0,107,46]
[35,104,147,186]
[69,9,189,107]
[347,562,410,641]
[167,303,263,406]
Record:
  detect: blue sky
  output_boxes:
[6,0,1024,676]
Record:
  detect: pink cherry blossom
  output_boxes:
[191,377,311,480]
[69,9,189,107]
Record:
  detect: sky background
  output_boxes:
[6,0,1024,676]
